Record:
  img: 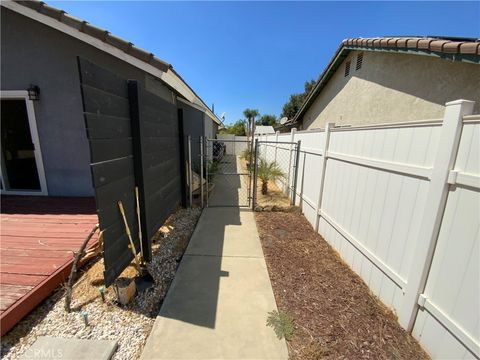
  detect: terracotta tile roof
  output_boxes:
[286,36,480,127]
[7,0,223,124]
[343,36,480,55]
[14,0,171,72]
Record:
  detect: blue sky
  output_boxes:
[51,1,479,125]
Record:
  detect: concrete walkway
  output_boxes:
[141,207,288,359]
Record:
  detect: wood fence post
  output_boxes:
[399,99,475,331]
[177,108,187,208]
[127,80,151,262]
[315,122,335,232]
[187,135,192,208]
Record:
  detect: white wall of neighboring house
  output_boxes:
[302,51,480,129]
[257,100,480,360]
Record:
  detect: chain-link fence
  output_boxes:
[253,140,301,209]
[204,138,252,207]
[185,136,300,209]
[186,135,209,208]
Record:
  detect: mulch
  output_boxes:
[255,211,429,360]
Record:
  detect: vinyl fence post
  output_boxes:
[291,140,301,206]
[286,128,297,197]
[274,131,279,163]
[200,136,204,208]
[399,100,474,331]
[315,122,335,232]
[187,135,193,208]
[252,139,259,210]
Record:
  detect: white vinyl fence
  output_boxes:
[257,100,479,360]
[216,134,249,155]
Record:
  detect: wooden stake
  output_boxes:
[117,200,141,271]
[135,186,144,265]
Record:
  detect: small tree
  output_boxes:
[280,80,316,120]
[256,114,278,127]
[219,119,246,136]
[257,159,285,195]
[243,108,259,139]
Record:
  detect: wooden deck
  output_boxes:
[0,196,98,336]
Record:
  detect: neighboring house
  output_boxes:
[0,0,221,197]
[286,36,480,130]
[254,125,276,135]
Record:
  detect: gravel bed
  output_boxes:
[1,207,202,360]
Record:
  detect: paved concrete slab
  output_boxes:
[141,207,288,360]
[185,207,263,258]
[208,155,250,207]
[20,337,117,360]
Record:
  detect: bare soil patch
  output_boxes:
[255,179,291,209]
[1,207,202,360]
[239,156,291,210]
[255,211,429,360]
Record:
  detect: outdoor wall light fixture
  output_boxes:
[27,84,40,101]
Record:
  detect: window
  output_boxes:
[344,60,351,77]
[356,52,364,70]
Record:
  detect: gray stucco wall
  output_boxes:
[1,8,174,196]
[302,50,480,129]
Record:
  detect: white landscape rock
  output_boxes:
[1,208,202,360]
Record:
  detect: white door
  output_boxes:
[1,91,48,195]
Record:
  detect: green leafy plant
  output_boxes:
[281,80,316,119]
[266,310,294,340]
[257,159,285,195]
[207,160,219,181]
[241,147,253,161]
[255,114,278,127]
[219,119,246,136]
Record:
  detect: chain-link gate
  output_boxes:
[252,139,301,209]
[204,138,253,207]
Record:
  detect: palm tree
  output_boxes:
[243,108,259,139]
[257,158,285,195]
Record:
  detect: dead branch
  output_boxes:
[64,224,100,312]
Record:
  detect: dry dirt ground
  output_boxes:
[255,211,429,360]
[1,207,201,360]
[239,157,291,209]
[255,179,291,209]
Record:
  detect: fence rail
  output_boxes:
[256,100,479,360]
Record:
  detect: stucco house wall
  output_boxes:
[1,8,175,196]
[302,50,480,129]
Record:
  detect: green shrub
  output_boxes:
[207,160,219,181]
[266,310,294,340]
[241,147,253,162]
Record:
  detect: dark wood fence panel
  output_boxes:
[78,58,182,286]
